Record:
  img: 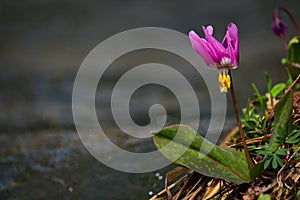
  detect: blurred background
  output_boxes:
[1,0,300,199]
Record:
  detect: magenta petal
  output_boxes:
[203,25,214,35]
[226,23,238,44]
[272,19,288,36]
[272,8,288,38]
[203,26,227,62]
[228,23,239,63]
[222,23,239,65]
[189,31,216,68]
[227,42,237,67]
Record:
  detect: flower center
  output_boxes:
[220,57,231,67]
[218,70,231,93]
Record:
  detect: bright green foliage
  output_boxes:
[242,71,298,170]
[258,193,271,200]
[282,36,300,79]
[242,98,260,130]
[243,74,287,133]
[270,83,286,97]
[265,72,287,98]
[297,189,300,198]
[252,90,295,169]
[252,83,268,117]
[257,146,287,169]
[152,124,253,184]
[288,36,300,63]
[286,131,300,144]
[242,96,267,131]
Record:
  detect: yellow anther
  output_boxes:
[218,72,231,93]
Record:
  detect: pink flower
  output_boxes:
[189,23,239,69]
[272,8,288,40]
[189,23,239,92]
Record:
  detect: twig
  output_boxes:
[165,177,172,200]
[172,172,198,200]
[277,147,300,178]
[246,127,271,134]
[286,73,300,92]
[184,178,210,200]
[293,118,300,124]
[278,7,300,36]
[284,60,300,69]
[149,174,187,200]
[184,176,204,199]
[227,134,271,148]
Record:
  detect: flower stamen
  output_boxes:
[218,70,231,92]
[220,57,231,67]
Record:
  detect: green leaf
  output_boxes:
[243,98,251,120]
[274,154,284,167]
[152,124,252,184]
[258,193,271,200]
[275,126,287,145]
[276,148,287,156]
[269,91,294,152]
[286,36,300,79]
[243,119,258,129]
[272,155,278,169]
[270,83,286,97]
[250,161,264,180]
[264,156,272,169]
[286,131,300,144]
[286,68,294,85]
[288,36,300,63]
[252,83,267,115]
[281,58,288,65]
[294,151,299,159]
[264,72,272,94]
[256,149,273,155]
[297,189,300,198]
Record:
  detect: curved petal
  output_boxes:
[189,30,217,68]
[203,25,227,62]
[227,42,237,68]
[272,9,288,37]
[201,26,223,61]
[227,23,239,65]
[222,23,239,66]
[272,17,288,37]
[204,25,214,35]
[227,23,238,45]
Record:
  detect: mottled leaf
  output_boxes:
[152,124,252,185]
[269,91,293,152]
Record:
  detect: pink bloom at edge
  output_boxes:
[272,8,288,40]
[188,23,239,92]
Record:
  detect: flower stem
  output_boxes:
[278,7,300,36]
[228,70,253,169]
